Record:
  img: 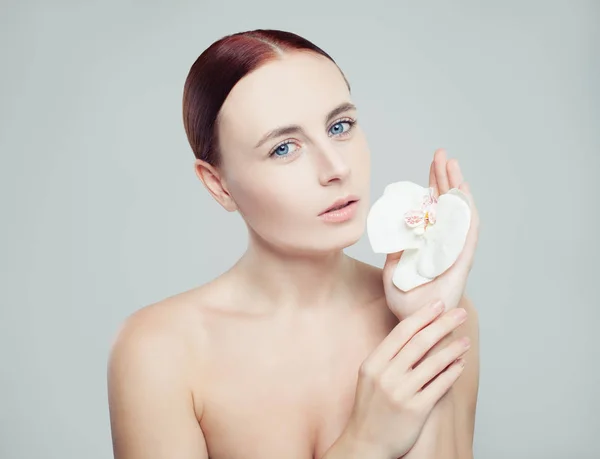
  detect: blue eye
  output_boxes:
[270,140,300,159]
[329,119,356,137]
[274,143,289,156]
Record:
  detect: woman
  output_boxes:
[107,29,480,459]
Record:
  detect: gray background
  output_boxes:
[1,1,598,458]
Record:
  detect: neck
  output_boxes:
[230,231,360,311]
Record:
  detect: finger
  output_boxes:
[385,250,404,265]
[413,358,466,411]
[382,251,403,286]
[434,149,450,194]
[383,251,403,284]
[447,158,464,190]
[385,307,467,377]
[407,334,470,395]
[428,161,439,198]
[361,300,445,374]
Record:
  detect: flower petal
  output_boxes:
[417,188,471,278]
[366,181,426,253]
[392,248,433,291]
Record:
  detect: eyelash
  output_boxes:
[268,117,357,160]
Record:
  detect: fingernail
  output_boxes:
[430,300,444,312]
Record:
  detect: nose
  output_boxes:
[315,143,351,186]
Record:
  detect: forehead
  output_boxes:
[218,51,351,148]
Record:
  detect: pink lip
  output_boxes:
[319,195,360,216]
[318,197,360,223]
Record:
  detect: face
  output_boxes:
[200,51,371,255]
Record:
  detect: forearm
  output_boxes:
[401,295,479,459]
[400,331,460,459]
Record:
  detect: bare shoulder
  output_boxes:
[107,275,234,383]
[107,281,222,387]
[106,285,220,458]
[106,288,206,408]
[109,288,206,359]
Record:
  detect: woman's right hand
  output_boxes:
[340,299,470,459]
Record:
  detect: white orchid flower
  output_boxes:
[367,181,472,292]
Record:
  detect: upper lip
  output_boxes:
[319,195,360,215]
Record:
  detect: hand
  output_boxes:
[339,300,470,459]
[384,149,480,320]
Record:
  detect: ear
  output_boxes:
[194,158,238,212]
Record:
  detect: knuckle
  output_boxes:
[388,388,408,409]
[358,360,378,380]
[375,372,394,394]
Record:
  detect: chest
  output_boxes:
[195,306,398,459]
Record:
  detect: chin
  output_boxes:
[320,217,367,252]
[254,204,369,255]
[271,221,364,255]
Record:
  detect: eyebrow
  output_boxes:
[253,102,357,149]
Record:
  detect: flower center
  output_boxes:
[424,210,432,227]
[404,188,438,236]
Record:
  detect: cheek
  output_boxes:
[229,174,312,225]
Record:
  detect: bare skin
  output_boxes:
[108,257,478,459]
[108,257,400,458]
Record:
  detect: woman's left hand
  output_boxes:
[383,149,480,321]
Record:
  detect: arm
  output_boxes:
[450,294,480,458]
[107,312,209,459]
[401,294,480,459]
[321,428,392,459]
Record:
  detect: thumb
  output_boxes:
[383,251,403,285]
[384,251,404,269]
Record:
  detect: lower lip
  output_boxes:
[319,201,359,223]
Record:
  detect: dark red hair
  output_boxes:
[182,29,351,168]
